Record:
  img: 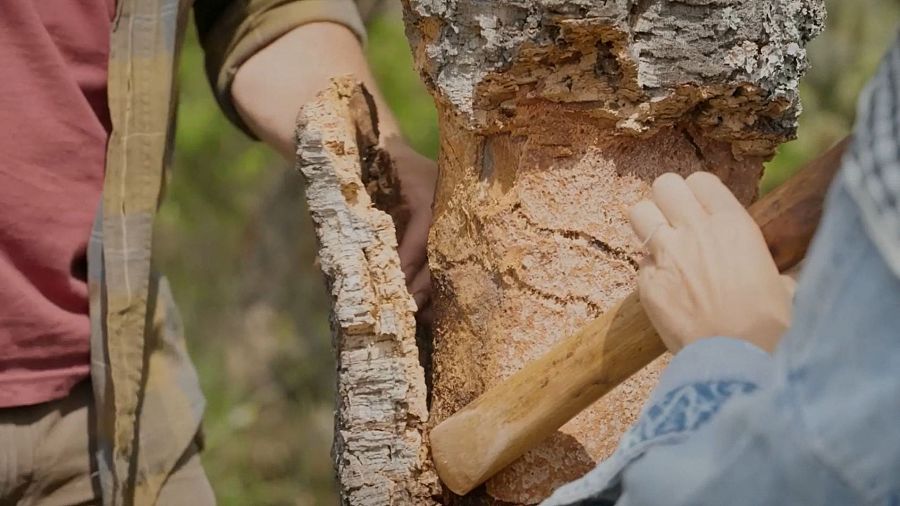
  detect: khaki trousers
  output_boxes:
[0,381,215,505]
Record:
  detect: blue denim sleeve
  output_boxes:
[619,338,773,454]
[542,180,900,506]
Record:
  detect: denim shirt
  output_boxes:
[542,36,900,506]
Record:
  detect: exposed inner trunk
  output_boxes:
[428,107,763,503]
[403,1,825,503]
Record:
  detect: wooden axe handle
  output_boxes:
[430,140,848,496]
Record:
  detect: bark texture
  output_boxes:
[296,79,439,505]
[402,1,824,504]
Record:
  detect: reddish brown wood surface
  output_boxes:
[430,152,842,496]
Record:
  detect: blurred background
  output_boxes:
[159,1,899,504]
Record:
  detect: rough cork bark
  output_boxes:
[295,79,439,505]
[402,1,824,504]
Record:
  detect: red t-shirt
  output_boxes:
[0,0,114,407]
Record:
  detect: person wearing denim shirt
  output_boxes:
[543,33,900,506]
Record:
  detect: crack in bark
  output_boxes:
[433,246,605,317]
[515,205,640,271]
[682,127,711,172]
[627,0,655,32]
[501,265,604,315]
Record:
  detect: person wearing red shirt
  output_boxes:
[0,1,435,503]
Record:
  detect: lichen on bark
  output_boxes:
[405,0,825,154]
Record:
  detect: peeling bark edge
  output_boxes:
[295,78,440,505]
[402,0,826,158]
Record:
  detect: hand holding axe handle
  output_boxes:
[430,139,849,496]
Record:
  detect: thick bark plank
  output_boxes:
[295,78,439,505]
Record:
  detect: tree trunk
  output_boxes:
[402,1,824,504]
[296,79,439,505]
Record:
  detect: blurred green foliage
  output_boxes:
[761,0,900,192]
[367,14,440,157]
[160,2,897,504]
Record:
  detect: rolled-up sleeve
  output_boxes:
[541,338,774,506]
[194,0,366,136]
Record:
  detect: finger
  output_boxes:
[636,263,663,325]
[415,301,435,327]
[409,265,432,311]
[652,173,707,227]
[398,212,431,283]
[636,261,658,296]
[685,172,745,215]
[629,200,673,254]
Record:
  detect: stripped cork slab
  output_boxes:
[296,77,439,505]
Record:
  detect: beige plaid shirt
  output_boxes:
[86,1,364,504]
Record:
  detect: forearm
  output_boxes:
[231,21,402,160]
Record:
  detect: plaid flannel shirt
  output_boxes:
[86,1,364,504]
[844,32,900,278]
